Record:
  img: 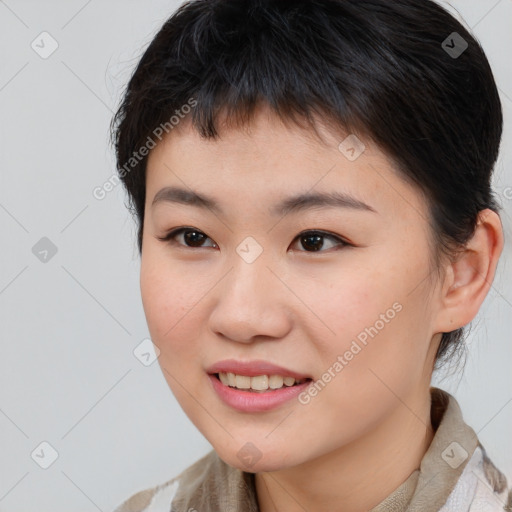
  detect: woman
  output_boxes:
[111,0,510,510]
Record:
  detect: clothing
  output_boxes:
[113,388,511,511]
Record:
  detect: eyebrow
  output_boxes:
[151,186,378,216]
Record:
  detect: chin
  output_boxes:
[214,442,302,473]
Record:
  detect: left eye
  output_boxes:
[291,230,349,252]
[157,228,349,252]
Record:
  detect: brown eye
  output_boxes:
[291,231,349,252]
[157,227,217,248]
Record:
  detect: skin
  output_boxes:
[140,103,503,512]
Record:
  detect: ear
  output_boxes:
[433,209,504,332]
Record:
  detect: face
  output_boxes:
[140,105,442,473]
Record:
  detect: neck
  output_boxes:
[255,387,434,512]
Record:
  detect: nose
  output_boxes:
[208,255,292,344]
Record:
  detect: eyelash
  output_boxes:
[156,227,351,253]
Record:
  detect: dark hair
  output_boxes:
[110,0,503,369]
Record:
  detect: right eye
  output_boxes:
[157,227,218,249]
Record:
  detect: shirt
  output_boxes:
[112,387,512,511]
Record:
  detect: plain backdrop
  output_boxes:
[0,1,510,511]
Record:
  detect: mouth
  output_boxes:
[206,359,313,411]
[207,362,313,412]
[213,372,311,393]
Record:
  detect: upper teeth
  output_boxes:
[218,372,305,391]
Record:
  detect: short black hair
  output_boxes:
[110,0,503,369]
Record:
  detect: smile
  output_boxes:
[216,372,308,392]
[208,373,312,412]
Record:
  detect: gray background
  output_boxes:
[0,1,510,511]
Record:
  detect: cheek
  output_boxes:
[139,254,208,414]
[307,293,407,391]
[140,252,204,354]
[302,266,401,350]
[304,251,432,379]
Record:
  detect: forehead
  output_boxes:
[145,106,428,224]
[149,106,356,171]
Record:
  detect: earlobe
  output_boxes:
[434,209,504,332]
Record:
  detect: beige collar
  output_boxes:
[370,387,479,511]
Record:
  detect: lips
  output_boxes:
[206,359,313,412]
[206,359,311,380]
